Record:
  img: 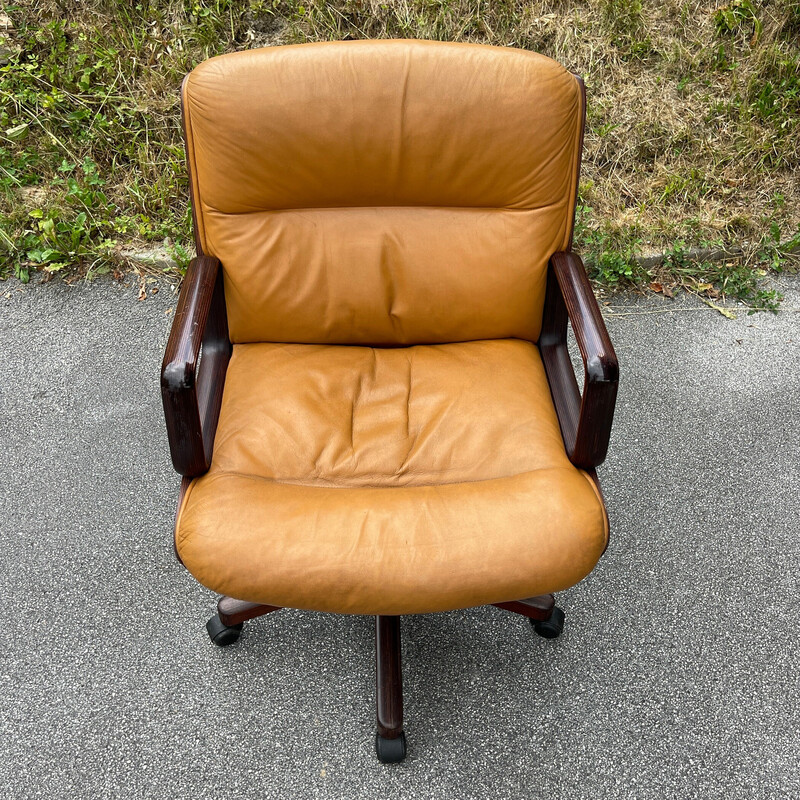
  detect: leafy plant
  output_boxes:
[747,46,800,125]
[756,221,800,272]
[714,0,762,39]
[0,0,796,309]
[574,204,645,285]
[661,241,783,313]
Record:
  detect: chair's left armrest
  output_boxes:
[161,255,231,476]
[539,251,619,469]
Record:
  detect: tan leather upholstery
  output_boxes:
[176,340,608,614]
[208,340,573,487]
[182,40,584,345]
[175,40,606,616]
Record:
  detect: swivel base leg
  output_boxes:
[375,615,406,763]
[493,594,566,639]
[206,596,282,646]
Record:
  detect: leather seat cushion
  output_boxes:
[176,339,608,614]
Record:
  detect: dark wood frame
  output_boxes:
[494,594,554,620]
[540,251,619,469]
[161,248,618,475]
[203,594,556,760]
[540,74,618,471]
[217,596,281,626]
[164,66,617,763]
[161,255,231,476]
[376,616,404,741]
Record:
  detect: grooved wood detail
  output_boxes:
[540,251,619,469]
[161,255,231,476]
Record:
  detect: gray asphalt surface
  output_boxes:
[1,274,798,799]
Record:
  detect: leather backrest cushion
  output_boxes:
[183,40,583,345]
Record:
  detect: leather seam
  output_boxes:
[579,469,610,548]
[174,477,198,552]
[200,465,585,491]
[198,201,567,217]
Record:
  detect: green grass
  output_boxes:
[0,0,798,310]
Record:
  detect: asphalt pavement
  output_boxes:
[0,273,798,799]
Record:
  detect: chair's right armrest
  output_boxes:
[539,251,619,469]
[161,255,231,476]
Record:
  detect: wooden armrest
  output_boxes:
[539,251,619,469]
[161,255,231,476]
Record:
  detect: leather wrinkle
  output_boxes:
[378,234,399,337]
[392,48,411,191]
[190,463,588,491]
[400,349,412,468]
[204,340,575,488]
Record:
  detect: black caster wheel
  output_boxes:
[375,731,407,764]
[206,614,243,646]
[531,606,565,639]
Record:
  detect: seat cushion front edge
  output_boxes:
[175,466,608,615]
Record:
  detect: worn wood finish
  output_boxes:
[180,76,204,258]
[567,75,587,253]
[376,616,404,739]
[540,251,619,469]
[493,594,555,621]
[161,255,231,476]
[218,596,282,627]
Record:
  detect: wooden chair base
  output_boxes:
[217,596,281,626]
[493,593,555,620]
[205,596,281,646]
[375,615,406,762]
[205,593,563,762]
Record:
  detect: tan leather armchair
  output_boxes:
[162,39,618,763]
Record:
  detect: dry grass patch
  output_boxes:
[0,0,797,307]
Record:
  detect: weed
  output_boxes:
[574,204,646,285]
[714,0,762,40]
[166,240,192,272]
[656,169,711,206]
[14,158,116,280]
[756,221,800,272]
[710,43,736,71]
[746,45,800,129]
[0,0,796,306]
[660,241,783,313]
